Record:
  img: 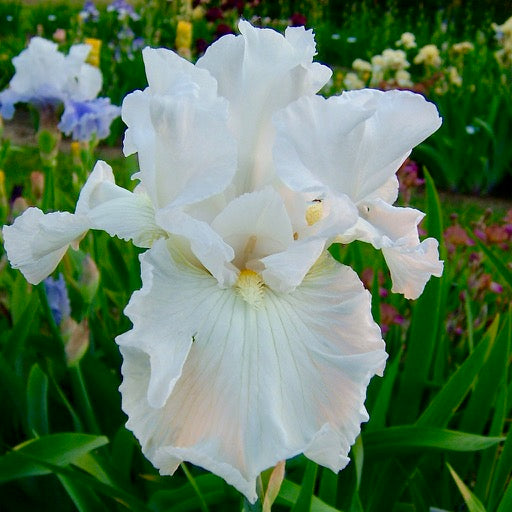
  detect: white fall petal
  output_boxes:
[2,161,164,284]
[118,239,387,503]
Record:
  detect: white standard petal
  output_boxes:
[155,208,237,287]
[122,86,236,210]
[118,242,386,502]
[274,89,441,203]
[197,20,332,193]
[2,208,89,285]
[142,46,219,101]
[211,188,294,271]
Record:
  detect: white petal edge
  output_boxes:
[118,242,387,502]
[2,208,89,285]
[383,238,444,299]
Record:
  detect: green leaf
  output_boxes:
[416,315,500,428]
[57,473,111,512]
[276,479,340,512]
[459,314,510,434]
[446,463,486,512]
[497,479,512,512]
[394,170,445,423]
[180,463,209,512]
[366,349,402,432]
[27,364,49,436]
[488,424,512,511]
[0,433,109,483]
[291,460,318,512]
[364,426,503,456]
[149,474,236,511]
[318,467,338,507]
[4,291,39,366]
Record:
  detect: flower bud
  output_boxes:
[61,317,90,366]
[80,254,100,304]
[30,171,45,201]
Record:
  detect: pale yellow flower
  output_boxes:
[451,41,474,54]
[414,44,442,67]
[447,66,462,86]
[382,48,409,70]
[352,58,372,73]
[395,69,413,87]
[396,32,417,49]
[343,72,365,90]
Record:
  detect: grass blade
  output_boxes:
[416,315,500,428]
[364,426,503,456]
[446,463,486,512]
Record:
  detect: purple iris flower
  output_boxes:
[107,0,141,21]
[58,97,121,141]
[44,273,71,326]
[80,0,100,22]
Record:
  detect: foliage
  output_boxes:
[0,1,511,510]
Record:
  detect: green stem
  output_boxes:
[71,362,101,434]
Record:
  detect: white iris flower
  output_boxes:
[2,21,442,502]
[0,37,102,119]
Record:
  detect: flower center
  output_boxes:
[306,201,323,226]
[235,269,264,308]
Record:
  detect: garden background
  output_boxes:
[0,0,511,511]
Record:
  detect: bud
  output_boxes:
[53,28,66,43]
[11,196,29,218]
[30,171,45,201]
[80,254,100,304]
[61,317,90,366]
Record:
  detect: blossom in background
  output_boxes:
[493,16,512,66]
[396,31,417,49]
[2,21,442,502]
[414,44,442,68]
[175,20,193,59]
[107,0,140,21]
[84,37,102,67]
[0,36,120,143]
[343,71,365,90]
[451,41,474,54]
[0,37,102,119]
[79,0,100,23]
[44,273,71,325]
[58,97,121,141]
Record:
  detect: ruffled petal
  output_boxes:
[256,237,326,293]
[274,89,441,203]
[197,20,332,193]
[142,46,219,101]
[273,94,374,194]
[339,200,443,298]
[2,208,89,285]
[211,188,294,270]
[77,160,165,248]
[155,208,237,287]
[118,242,386,502]
[122,77,236,210]
[383,239,443,299]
